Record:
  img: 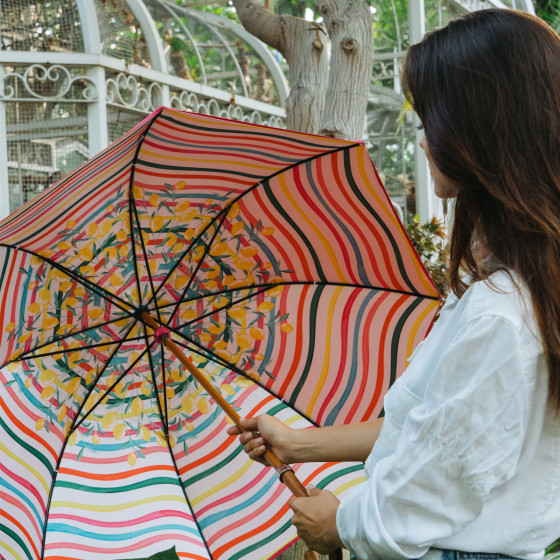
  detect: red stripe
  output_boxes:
[1,508,41,559]
[363,294,408,420]
[315,288,361,424]
[292,164,360,284]
[0,384,59,462]
[276,285,310,399]
[0,490,42,542]
[0,462,46,514]
[344,290,389,424]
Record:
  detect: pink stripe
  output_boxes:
[48,509,193,528]
[0,490,42,540]
[0,463,46,514]
[44,533,204,554]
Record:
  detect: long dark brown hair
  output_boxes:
[402,9,560,410]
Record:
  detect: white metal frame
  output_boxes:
[0,0,290,219]
[0,0,537,221]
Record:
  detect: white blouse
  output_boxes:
[337,270,560,560]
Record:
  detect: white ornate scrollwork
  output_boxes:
[169,90,285,128]
[105,73,163,112]
[0,65,97,101]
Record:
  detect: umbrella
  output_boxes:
[0,108,440,560]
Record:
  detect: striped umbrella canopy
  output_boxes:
[0,108,440,560]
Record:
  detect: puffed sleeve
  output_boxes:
[336,314,532,560]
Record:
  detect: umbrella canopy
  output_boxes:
[0,108,440,560]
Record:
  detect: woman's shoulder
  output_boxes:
[460,269,534,333]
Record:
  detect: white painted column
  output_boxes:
[408,0,443,222]
[77,0,109,156]
[87,66,109,155]
[0,66,11,220]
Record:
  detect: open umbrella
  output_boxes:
[0,108,440,560]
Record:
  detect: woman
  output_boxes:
[228,9,560,559]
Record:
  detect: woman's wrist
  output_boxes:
[285,426,321,464]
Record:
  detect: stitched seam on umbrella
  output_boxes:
[139,140,363,318]
[127,107,165,324]
[39,324,141,560]
[0,242,136,318]
[21,336,145,362]
[169,336,321,429]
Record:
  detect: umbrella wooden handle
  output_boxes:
[142,313,330,560]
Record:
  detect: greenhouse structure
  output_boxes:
[0,0,535,223]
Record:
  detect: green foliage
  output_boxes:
[535,0,560,33]
[405,215,449,297]
[547,538,560,557]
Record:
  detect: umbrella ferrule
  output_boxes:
[153,326,171,343]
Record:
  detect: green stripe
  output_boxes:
[389,296,425,386]
[262,179,326,283]
[0,245,11,287]
[315,464,364,489]
[134,159,265,180]
[344,150,418,295]
[0,523,35,560]
[228,519,293,560]
[0,416,54,476]
[159,113,348,150]
[184,447,241,485]
[289,285,324,404]
[56,476,180,493]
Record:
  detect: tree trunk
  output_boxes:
[229,2,373,556]
[232,0,330,134]
[318,0,374,139]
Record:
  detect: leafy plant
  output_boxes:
[405,215,449,298]
[546,538,560,558]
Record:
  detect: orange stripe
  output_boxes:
[364,294,408,420]
[0,389,59,462]
[277,285,310,398]
[57,464,175,481]
[2,509,40,559]
[212,490,290,557]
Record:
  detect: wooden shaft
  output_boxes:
[142,312,323,560]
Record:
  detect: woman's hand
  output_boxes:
[228,415,384,465]
[226,415,298,466]
[289,486,344,554]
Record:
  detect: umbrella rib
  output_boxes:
[141,323,169,434]
[146,141,363,319]
[159,343,170,433]
[18,336,144,362]
[164,434,216,560]
[167,334,322,430]
[39,324,140,560]
[155,280,439,325]
[4,314,140,368]
[126,108,165,322]
[129,186,165,325]
[0,242,137,314]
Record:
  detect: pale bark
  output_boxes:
[233,0,330,134]
[233,0,373,140]
[318,0,374,139]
